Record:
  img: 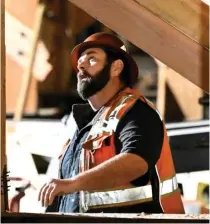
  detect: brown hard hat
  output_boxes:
[71,32,139,85]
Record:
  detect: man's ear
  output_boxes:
[111,59,124,77]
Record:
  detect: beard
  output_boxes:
[77,62,111,101]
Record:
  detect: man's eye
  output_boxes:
[89,57,96,62]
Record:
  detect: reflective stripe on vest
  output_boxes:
[83,175,178,210]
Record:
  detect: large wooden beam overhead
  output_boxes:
[136,0,209,49]
[69,0,209,93]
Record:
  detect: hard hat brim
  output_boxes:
[71,40,139,86]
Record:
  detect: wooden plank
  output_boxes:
[68,3,96,36]
[5,0,38,28]
[69,0,209,93]
[155,60,167,118]
[2,212,210,223]
[5,0,39,114]
[1,0,7,211]
[201,0,210,6]
[5,12,52,81]
[136,0,209,48]
[14,1,46,121]
[166,67,203,121]
[155,59,203,121]
[6,58,37,114]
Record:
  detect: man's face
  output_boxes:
[76,47,111,100]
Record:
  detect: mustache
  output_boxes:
[77,71,91,79]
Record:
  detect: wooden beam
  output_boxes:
[1,0,7,211]
[136,0,209,48]
[201,0,210,6]
[2,212,210,223]
[69,0,209,93]
[155,60,167,119]
[14,1,46,121]
[166,67,203,121]
[68,3,96,36]
[5,0,39,27]
[5,0,40,114]
[1,0,6,166]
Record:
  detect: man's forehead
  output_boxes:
[80,47,105,57]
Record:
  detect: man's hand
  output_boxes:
[38,178,74,207]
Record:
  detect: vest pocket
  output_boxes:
[82,131,116,167]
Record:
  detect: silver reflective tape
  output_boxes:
[87,176,178,207]
[161,176,178,195]
[106,118,119,131]
[88,185,153,207]
[173,176,178,190]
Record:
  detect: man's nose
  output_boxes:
[77,59,88,71]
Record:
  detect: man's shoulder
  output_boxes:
[114,97,164,137]
[126,98,162,122]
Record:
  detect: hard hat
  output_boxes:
[71,32,139,85]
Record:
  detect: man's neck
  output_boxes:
[88,82,125,111]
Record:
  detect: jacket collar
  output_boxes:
[71,86,127,129]
[71,103,96,130]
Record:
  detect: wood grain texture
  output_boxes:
[166,67,203,121]
[6,58,38,113]
[155,60,167,118]
[69,3,96,35]
[2,212,210,223]
[14,2,46,121]
[69,0,209,92]
[5,0,38,28]
[5,0,39,114]
[135,0,209,48]
[1,0,6,211]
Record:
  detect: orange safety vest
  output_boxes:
[79,87,185,214]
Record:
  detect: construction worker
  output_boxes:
[38,32,185,214]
